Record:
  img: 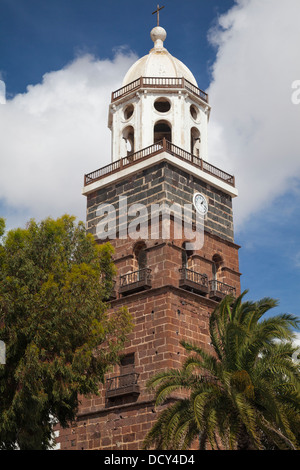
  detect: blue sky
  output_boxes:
[0,0,300,328]
[0,0,234,96]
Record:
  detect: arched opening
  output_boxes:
[179,242,208,295]
[154,120,172,144]
[212,254,223,282]
[137,247,147,271]
[134,242,147,280]
[191,127,201,157]
[122,126,134,156]
[182,241,194,268]
[119,242,152,295]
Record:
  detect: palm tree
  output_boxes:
[143,292,300,450]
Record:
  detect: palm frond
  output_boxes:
[144,291,300,450]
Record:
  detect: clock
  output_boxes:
[193,192,208,215]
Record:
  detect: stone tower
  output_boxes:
[56,18,241,451]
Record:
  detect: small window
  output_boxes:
[190,104,200,121]
[120,353,135,369]
[123,104,134,120]
[154,98,171,113]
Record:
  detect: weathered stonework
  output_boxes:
[55,203,241,450]
[86,162,234,243]
[56,286,229,450]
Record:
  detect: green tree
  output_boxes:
[0,215,132,450]
[0,217,5,238]
[143,292,300,450]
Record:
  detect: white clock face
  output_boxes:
[193,193,208,215]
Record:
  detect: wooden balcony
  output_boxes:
[179,267,209,296]
[111,76,209,103]
[209,280,236,301]
[106,373,140,399]
[119,268,152,296]
[84,139,235,188]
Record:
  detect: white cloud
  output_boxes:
[0,80,5,104]
[207,0,300,229]
[294,331,300,345]
[0,51,137,229]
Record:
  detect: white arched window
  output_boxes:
[122,125,135,156]
[191,127,201,157]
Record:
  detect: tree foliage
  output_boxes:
[143,292,300,450]
[0,215,132,450]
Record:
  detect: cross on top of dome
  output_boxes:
[151,5,167,50]
[152,4,165,27]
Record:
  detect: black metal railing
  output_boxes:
[106,373,140,398]
[120,268,152,287]
[209,280,236,297]
[179,268,208,288]
[179,267,209,296]
[179,269,236,299]
[119,268,152,295]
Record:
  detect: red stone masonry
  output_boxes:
[55,151,241,450]
[55,221,241,450]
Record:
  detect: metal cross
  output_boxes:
[152,4,165,27]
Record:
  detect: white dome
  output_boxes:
[122,27,198,87]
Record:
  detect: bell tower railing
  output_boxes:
[111,77,209,103]
[84,139,235,187]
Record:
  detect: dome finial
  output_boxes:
[151,5,166,50]
[150,26,167,49]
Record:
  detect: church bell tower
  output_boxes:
[109,23,209,162]
[56,9,241,451]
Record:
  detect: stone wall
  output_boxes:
[55,159,240,450]
[86,162,235,243]
[55,230,241,450]
[56,286,216,450]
